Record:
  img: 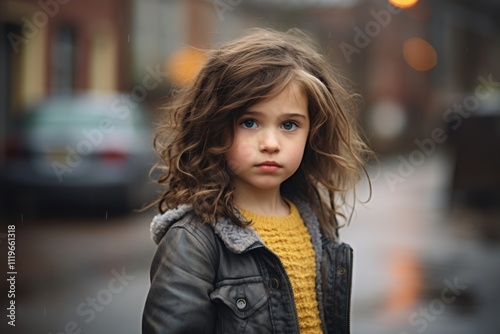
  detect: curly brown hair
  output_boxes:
[149,28,372,237]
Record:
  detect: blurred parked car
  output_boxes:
[1,93,157,218]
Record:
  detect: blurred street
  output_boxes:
[2,1,500,333]
[344,149,500,334]
[2,148,499,333]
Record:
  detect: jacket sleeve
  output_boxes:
[142,224,217,334]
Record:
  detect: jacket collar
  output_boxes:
[211,215,262,254]
[150,203,262,253]
[150,204,192,245]
[149,196,329,255]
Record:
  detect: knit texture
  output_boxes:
[239,200,322,333]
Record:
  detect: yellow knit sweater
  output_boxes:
[239,200,322,333]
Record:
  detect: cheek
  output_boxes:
[289,147,306,169]
[287,137,308,170]
[225,147,240,174]
[225,137,256,175]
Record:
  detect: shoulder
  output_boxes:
[151,212,222,275]
[159,212,219,250]
[168,213,263,255]
[152,207,263,255]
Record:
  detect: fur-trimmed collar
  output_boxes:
[150,204,193,245]
[149,204,263,253]
[149,197,328,256]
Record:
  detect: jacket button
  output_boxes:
[337,266,346,276]
[236,298,247,310]
[271,278,280,289]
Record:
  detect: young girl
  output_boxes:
[142,28,371,334]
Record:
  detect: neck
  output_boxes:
[233,182,289,216]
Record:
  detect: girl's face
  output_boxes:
[226,82,310,194]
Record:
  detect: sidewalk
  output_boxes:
[343,149,500,334]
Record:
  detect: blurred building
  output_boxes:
[128,0,499,147]
[1,0,132,167]
[2,0,499,163]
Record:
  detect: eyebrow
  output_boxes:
[242,110,308,120]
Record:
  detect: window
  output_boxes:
[51,26,76,93]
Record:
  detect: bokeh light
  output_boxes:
[388,0,419,8]
[403,37,438,71]
[369,100,408,139]
[385,251,421,312]
[166,47,206,86]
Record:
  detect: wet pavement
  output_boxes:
[1,211,156,334]
[344,150,500,334]
[2,149,499,333]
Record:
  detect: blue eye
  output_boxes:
[241,119,257,129]
[282,121,298,131]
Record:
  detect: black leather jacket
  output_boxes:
[142,198,352,333]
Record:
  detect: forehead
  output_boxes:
[247,82,308,115]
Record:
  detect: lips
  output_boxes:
[255,161,282,173]
[256,161,282,167]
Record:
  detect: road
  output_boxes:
[1,210,156,334]
[343,151,500,334]
[2,150,499,334]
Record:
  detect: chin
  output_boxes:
[252,182,283,191]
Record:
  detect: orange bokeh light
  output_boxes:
[385,251,421,312]
[166,47,207,86]
[403,37,438,72]
[388,0,419,8]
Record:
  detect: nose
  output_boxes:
[259,129,280,153]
